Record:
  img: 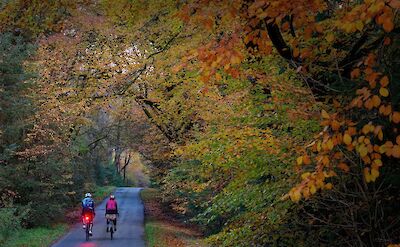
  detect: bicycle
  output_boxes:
[83,214,93,241]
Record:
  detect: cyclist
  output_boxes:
[105,194,118,232]
[81,192,95,235]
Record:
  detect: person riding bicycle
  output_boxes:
[105,194,118,232]
[81,192,95,235]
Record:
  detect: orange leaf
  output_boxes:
[380,76,389,87]
[392,145,400,158]
[383,17,394,32]
[383,37,391,46]
[303,154,312,165]
[351,68,361,79]
[331,120,340,131]
[393,112,400,123]
[315,24,323,33]
[372,95,381,107]
[325,183,333,190]
[338,162,350,172]
[389,0,400,8]
[364,99,373,110]
[293,48,300,58]
[322,156,330,165]
[215,73,222,81]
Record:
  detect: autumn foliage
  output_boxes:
[1,0,400,246]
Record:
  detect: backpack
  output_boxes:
[106,199,117,211]
[82,198,94,210]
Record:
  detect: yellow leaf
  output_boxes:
[289,189,301,202]
[355,21,364,31]
[215,73,222,81]
[326,33,335,43]
[379,144,387,154]
[370,168,379,181]
[301,172,311,179]
[321,109,330,119]
[379,87,389,97]
[310,184,317,194]
[296,156,303,165]
[378,130,383,141]
[358,144,368,157]
[343,133,352,145]
[373,159,382,167]
[364,167,372,183]
[325,183,333,190]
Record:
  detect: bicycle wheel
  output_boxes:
[85,224,90,241]
[110,227,114,240]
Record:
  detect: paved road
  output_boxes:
[52,187,145,247]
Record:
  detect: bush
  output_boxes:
[0,208,22,244]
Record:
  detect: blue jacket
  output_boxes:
[81,198,95,215]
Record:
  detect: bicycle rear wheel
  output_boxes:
[110,227,114,240]
[85,224,90,241]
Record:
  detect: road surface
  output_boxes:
[52,187,145,247]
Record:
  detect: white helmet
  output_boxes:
[85,192,92,198]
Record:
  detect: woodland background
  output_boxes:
[0,0,400,246]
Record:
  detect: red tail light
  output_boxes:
[85,216,89,220]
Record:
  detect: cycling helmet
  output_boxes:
[110,194,115,199]
[85,192,92,198]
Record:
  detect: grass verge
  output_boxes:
[141,188,206,247]
[3,224,67,247]
[93,185,116,202]
[3,185,116,247]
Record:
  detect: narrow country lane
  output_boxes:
[52,188,145,247]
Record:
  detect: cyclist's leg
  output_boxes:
[107,215,111,231]
[89,212,94,234]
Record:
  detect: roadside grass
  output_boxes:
[2,185,116,247]
[3,224,67,247]
[141,188,206,247]
[93,185,116,202]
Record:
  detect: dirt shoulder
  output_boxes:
[141,188,207,247]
